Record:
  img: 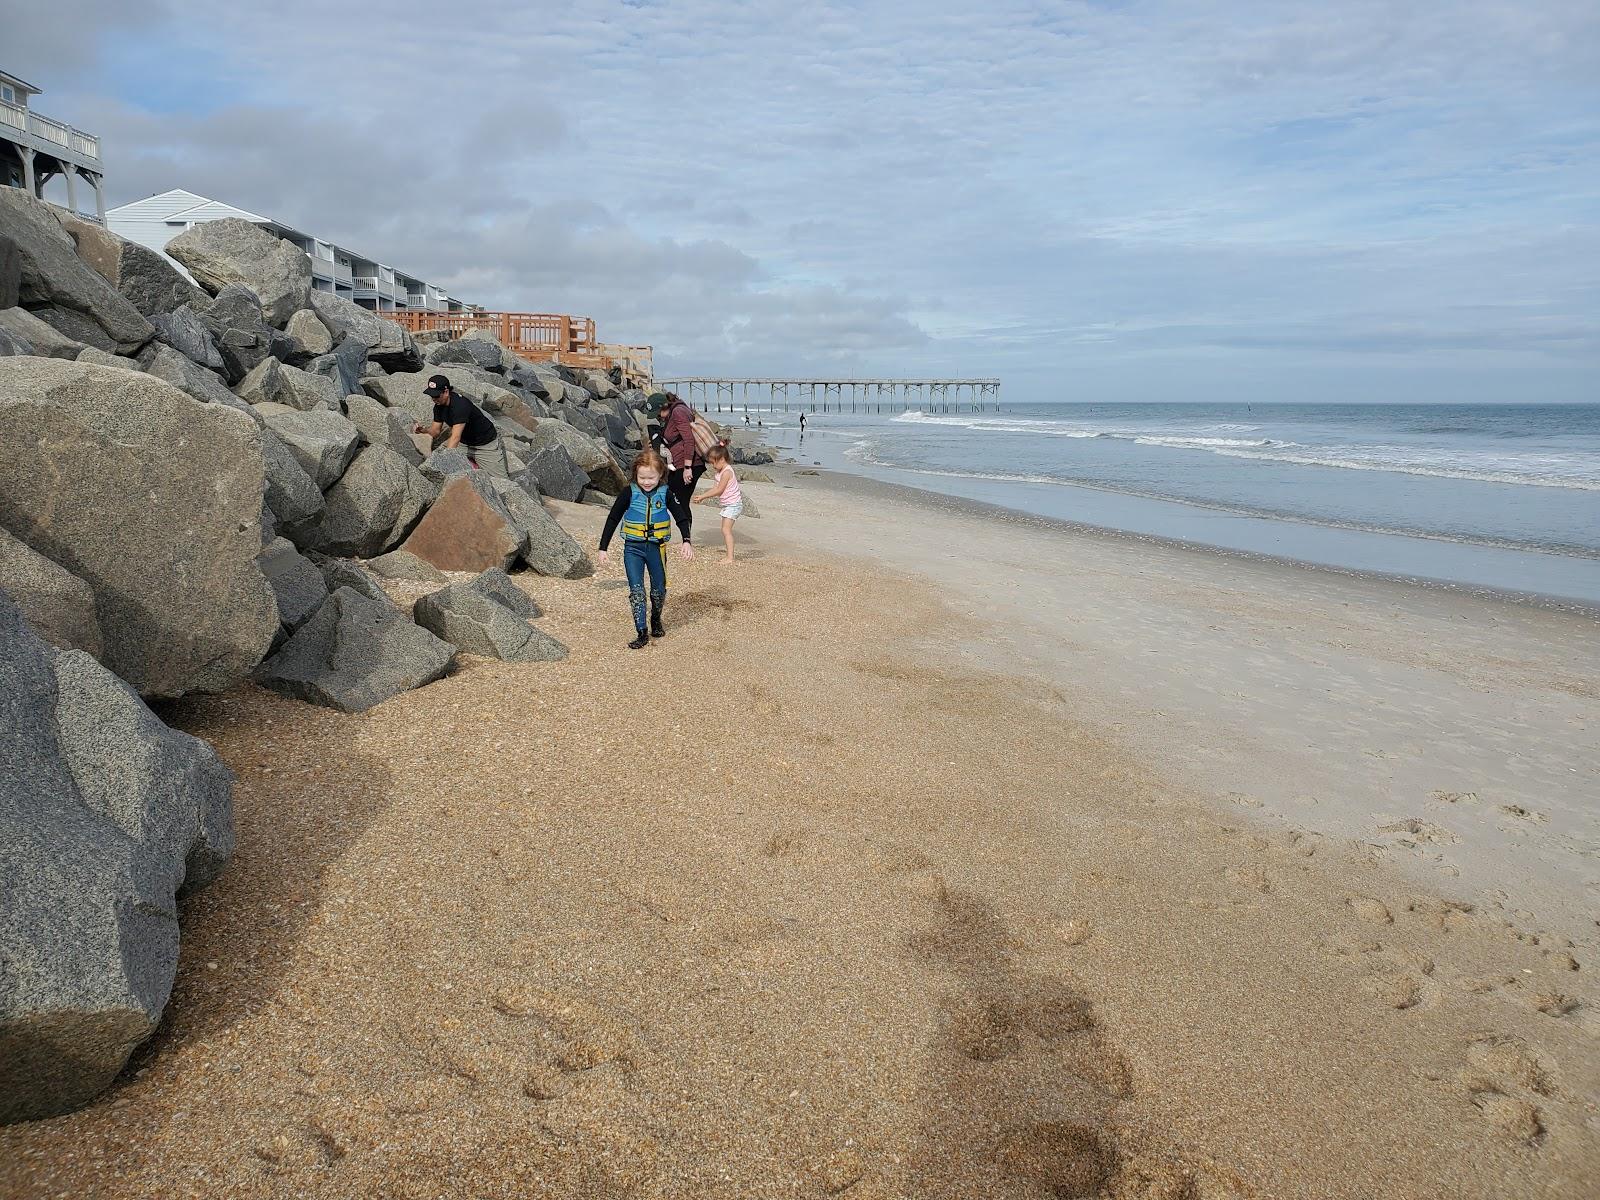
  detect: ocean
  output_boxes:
[741,402,1600,609]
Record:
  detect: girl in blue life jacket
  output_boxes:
[598,449,694,649]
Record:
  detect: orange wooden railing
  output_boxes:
[384,310,594,358]
[383,310,654,386]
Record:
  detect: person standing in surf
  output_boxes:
[598,450,693,649]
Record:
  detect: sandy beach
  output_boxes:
[3,472,1595,1199]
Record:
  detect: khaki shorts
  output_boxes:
[466,435,510,480]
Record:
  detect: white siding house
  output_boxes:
[106,189,470,312]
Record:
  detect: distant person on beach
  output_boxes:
[799,412,807,435]
[597,450,693,649]
[413,375,509,479]
[655,391,707,528]
[693,443,744,563]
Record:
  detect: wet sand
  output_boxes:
[2,479,1595,1199]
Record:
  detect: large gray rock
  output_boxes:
[235,356,340,411]
[200,285,299,382]
[140,343,260,423]
[514,443,587,503]
[57,213,209,318]
[166,219,312,327]
[310,555,390,605]
[256,586,455,713]
[0,325,31,357]
[530,417,628,494]
[285,308,333,355]
[488,477,593,579]
[0,594,232,1123]
[586,392,636,444]
[0,232,19,309]
[259,428,324,526]
[469,566,541,618]
[0,306,85,359]
[258,536,328,640]
[345,392,423,464]
[412,577,566,662]
[149,303,225,373]
[366,548,447,583]
[0,189,153,354]
[308,291,421,371]
[75,347,136,370]
[419,446,476,488]
[256,404,360,490]
[520,362,571,404]
[0,359,276,697]
[0,526,103,656]
[426,335,503,372]
[304,336,367,398]
[550,399,607,440]
[581,369,619,399]
[288,445,435,558]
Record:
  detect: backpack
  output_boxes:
[688,408,719,456]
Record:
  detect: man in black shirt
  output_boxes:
[413,374,509,478]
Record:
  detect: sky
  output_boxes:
[7,0,1599,402]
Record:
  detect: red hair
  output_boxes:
[630,449,666,481]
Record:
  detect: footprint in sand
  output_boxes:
[1222,864,1272,893]
[1497,804,1548,824]
[1405,896,1475,932]
[912,883,1259,1196]
[1377,817,1458,847]
[998,1121,1260,1200]
[1343,895,1394,925]
[491,987,636,1072]
[1458,1034,1558,1147]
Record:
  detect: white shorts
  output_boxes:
[719,503,744,522]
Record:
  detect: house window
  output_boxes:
[1,85,15,104]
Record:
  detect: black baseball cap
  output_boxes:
[423,374,451,398]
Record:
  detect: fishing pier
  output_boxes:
[651,377,1000,414]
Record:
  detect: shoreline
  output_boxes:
[770,462,1600,618]
[750,467,1600,951]
[753,403,1600,611]
[2,480,1595,1198]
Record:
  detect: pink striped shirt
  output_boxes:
[716,466,742,508]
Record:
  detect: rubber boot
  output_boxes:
[628,629,650,650]
[649,593,666,639]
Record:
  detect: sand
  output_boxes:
[2,477,1595,1199]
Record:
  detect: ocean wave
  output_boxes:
[889,410,1600,491]
[1211,445,1600,491]
[1132,435,1284,449]
[840,440,1600,556]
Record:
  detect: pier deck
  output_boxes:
[653,377,999,413]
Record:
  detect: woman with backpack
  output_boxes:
[654,392,709,528]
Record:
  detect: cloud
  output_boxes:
[8,0,1598,398]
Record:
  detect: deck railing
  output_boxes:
[382,310,653,385]
[0,100,100,162]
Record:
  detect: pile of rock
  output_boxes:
[0,593,233,1124]
[0,191,615,1122]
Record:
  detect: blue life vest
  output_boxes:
[621,483,672,543]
